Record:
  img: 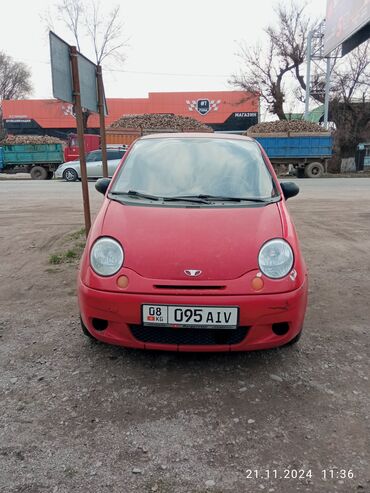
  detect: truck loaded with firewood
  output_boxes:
[246,120,333,178]
[0,135,65,179]
[0,134,101,179]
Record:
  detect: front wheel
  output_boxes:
[80,317,97,341]
[63,168,79,182]
[285,329,303,346]
[304,162,324,178]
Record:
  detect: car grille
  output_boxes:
[129,324,249,346]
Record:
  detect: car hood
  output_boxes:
[101,200,283,280]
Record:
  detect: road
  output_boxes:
[0,178,369,493]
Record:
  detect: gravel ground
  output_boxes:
[0,179,369,493]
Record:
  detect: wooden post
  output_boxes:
[70,46,91,236]
[97,64,108,178]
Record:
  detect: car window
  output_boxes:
[111,138,278,200]
[86,151,102,162]
[107,150,125,160]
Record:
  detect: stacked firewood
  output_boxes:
[0,135,65,145]
[246,120,327,134]
[109,113,213,132]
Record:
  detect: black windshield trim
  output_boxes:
[109,191,281,206]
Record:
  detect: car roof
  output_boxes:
[140,132,254,142]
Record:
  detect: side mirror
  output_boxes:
[95,178,111,195]
[280,182,299,200]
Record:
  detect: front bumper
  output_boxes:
[78,277,308,352]
[54,168,63,179]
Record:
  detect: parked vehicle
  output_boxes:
[55,148,126,181]
[64,133,100,162]
[248,131,333,178]
[0,143,64,180]
[78,133,308,352]
[0,134,102,179]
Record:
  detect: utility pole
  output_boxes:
[304,22,338,124]
[70,46,91,235]
[323,57,331,129]
[304,30,313,120]
[97,65,108,178]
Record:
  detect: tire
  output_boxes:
[285,329,303,346]
[304,162,324,178]
[30,166,48,180]
[297,167,305,178]
[46,171,54,180]
[63,168,79,182]
[80,317,97,341]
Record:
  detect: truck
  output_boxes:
[248,131,333,178]
[0,134,102,179]
[0,143,64,179]
[64,133,100,162]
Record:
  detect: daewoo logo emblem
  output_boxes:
[184,269,202,277]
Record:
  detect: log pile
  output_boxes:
[109,113,213,132]
[246,120,327,134]
[0,135,65,145]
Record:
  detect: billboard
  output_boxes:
[49,31,102,114]
[323,0,370,56]
[49,32,73,105]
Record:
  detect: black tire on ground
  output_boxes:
[304,161,324,178]
[46,171,54,180]
[63,168,79,182]
[296,167,305,178]
[80,317,97,341]
[285,329,303,346]
[30,166,48,180]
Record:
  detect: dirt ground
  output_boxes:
[0,178,369,493]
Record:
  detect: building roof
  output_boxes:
[2,91,258,129]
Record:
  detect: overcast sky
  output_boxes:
[1,0,326,106]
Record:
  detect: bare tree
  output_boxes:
[0,52,32,102]
[326,42,370,162]
[47,0,126,65]
[330,41,370,103]
[231,0,370,165]
[230,1,316,120]
[45,0,126,129]
[0,51,32,138]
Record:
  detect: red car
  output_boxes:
[78,133,308,352]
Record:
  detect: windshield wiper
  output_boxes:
[109,191,210,204]
[162,195,211,204]
[109,190,161,201]
[174,194,274,203]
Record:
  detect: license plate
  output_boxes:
[142,305,238,329]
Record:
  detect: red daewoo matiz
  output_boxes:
[78,134,308,351]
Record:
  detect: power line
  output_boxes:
[106,68,229,78]
[16,57,230,78]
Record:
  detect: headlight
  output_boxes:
[90,237,124,276]
[258,239,294,279]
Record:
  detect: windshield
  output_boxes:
[110,137,278,200]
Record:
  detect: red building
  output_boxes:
[2,91,258,138]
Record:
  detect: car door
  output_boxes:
[86,151,103,177]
